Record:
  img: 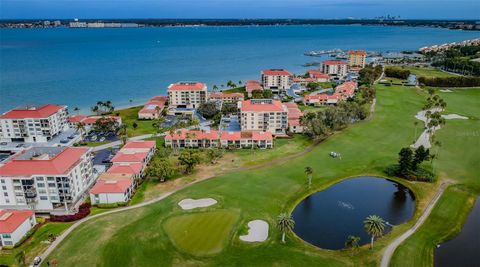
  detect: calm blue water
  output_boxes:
[1,26,479,113]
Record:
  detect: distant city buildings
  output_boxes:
[0,104,69,143]
[261,69,293,94]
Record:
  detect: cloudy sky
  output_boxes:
[1,0,479,19]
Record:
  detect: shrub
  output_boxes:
[418,76,480,87]
[50,203,91,222]
[96,202,127,209]
[385,67,411,79]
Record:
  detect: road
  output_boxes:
[380,182,449,267]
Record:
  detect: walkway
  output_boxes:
[380,182,449,267]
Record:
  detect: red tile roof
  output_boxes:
[251,131,273,141]
[0,210,34,233]
[220,131,242,141]
[90,179,132,194]
[261,69,292,76]
[284,102,303,119]
[168,82,206,91]
[240,100,286,112]
[165,129,219,140]
[245,80,263,92]
[307,70,330,79]
[149,96,168,102]
[111,152,148,163]
[322,60,347,65]
[0,148,89,176]
[107,163,143,175]
[348,50,367,56]
[68,115,87,123]
[292,77,317,83]
[0,104,65,119]
[304,94,341,101]
[209,92,244,99]
[122,141,156,150]
[335,81,357,98]
[288,118,301,126]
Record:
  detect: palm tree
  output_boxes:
[363,215,385,249]
[73,107,80,115]
[119,124,128,145]
[413,121,419,143]
[432,140,442,174]
[15,251,25,267]
[304,166,313,188]
[345,235,361,250]
[129,99,133,106]
[238,80,242,85]
[277,212,295,244]
[75,122,86,140]
[213,85,219,92]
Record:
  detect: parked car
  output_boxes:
[0,142,7,146]
[15,143,24,148]
[60,139,69,144]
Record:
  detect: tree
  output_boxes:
[129,99,133,105]
[213,85,219,92]
[147,159,175,182]
[227,80,236,88]
[263,89,273,99]
[75,122,86,140]
[178,150,201,174]
[91,105,100,115]
[73,107,80,115]
[119,124,128,145]
[363,215,385,249]
[132,122,138,130]
[15,251,26,267]
[304,166,313,188]
[277,212,295,244]
[251,90,264,99]
[238,80,242,85]
[412,145,430,170]
[197,102,219,119]
[345,235,361,250]
[206,148,224,164]
[398,147,414,176]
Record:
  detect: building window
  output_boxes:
[2,234,11,239]
[40,196,48,200]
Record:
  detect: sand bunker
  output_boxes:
[178,198,217,210]
[439,89,453,93]
[239,220,269,242]
[441,114,468,120]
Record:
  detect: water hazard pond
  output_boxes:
[292,176,416,250]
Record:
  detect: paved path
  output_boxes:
[380,182,449,267]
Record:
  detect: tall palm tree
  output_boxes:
[413,121,419,143]
[119,124,128,145]
[345,235,361,250]
[73,107,80,115]
[304,166,313,188]
[277,212,295,244]
[363,215,385,249]
[75,122,86,140]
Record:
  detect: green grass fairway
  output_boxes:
[163,210,240,256]
[115,106,156,136]
[43,85,479,266]
[390,185,477,267]
[405,66,456,78]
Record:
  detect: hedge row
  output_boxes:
[95,202,127,209]
[50,203,91,222]
[418,76,480,87]
[385,67,411,79]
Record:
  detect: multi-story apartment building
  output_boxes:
[208,92,244,103]
[0,147,94,212]
[0,104,69,143]
[0,209,36,246]
[321,60,348,79]
[348,50,367,69]
[238,99,288,135]
[167,82,207,109]
[261,69,292,93]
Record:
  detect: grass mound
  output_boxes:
[163,210,240,256]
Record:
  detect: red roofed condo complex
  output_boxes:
[303,81,357,106]
[165,129,274,149]
[0,104,69,143]
[0,147,94,212]
[67,115,122,132]
[89,179,134,204]
[239,99,288,135]
[208,92,244,103]
[167,82,207,109]
[284,102,304,133]
[138,96,167,120]
[0,209,36,246]
[261,69,292,93]
[307,70,331,82]
[245,80,263,97]
[334,81,358,100]
[321,60,348,78]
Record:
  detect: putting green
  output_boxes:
[163,210,240,256]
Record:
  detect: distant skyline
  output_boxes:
[1,0,479,20]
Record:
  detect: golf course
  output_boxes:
[42,84,479,266]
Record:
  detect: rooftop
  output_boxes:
[261,69,292,76]
[348,50,367,56]
[122,140,156,150]
[90,179,132,194]
[111,152,148,163]
[168,82,206,91]
[0,147,89,176]
[322,60,347,65]
[245,80,263,92]
[240,99,286,112]
[0,209,34,233]
[107,163,143,174]
[0,104,65,119]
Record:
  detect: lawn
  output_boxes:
[114,106,156,136]
[404,66,456,79]
[43,85,478,266]
[0,222,71,267]
[163,210,240,256]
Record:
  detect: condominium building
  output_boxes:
[238,99,288,135]
[67,115,122,132]
[138,96,167,120]
[261,69,292,93]
[348,50,367,69]
[0,147,94,212]
[164,129,274,149]
[304,94,341,106]
[0,209,36,246]
[89,173,134,205]
[321,61,348,78]
[167,82,207,109]
[284,102,304,133]
[0,104,69,143]
[208,92,244,103]
[307,70,331,82]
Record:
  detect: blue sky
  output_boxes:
[1,0,479,19]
